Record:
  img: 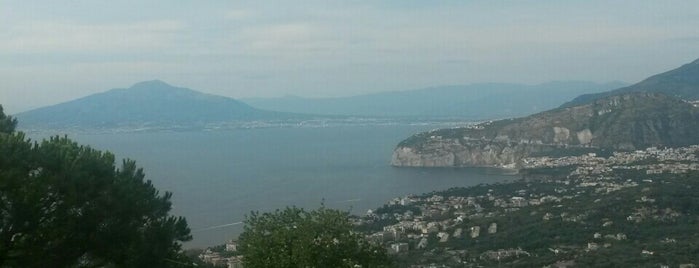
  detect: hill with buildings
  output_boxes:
[367,148,699,267]
[392,93,699,168]
[202,144,699,267]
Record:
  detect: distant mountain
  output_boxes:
[16,80,291,130]
[562,58,699,107]
[392,92,699,168]
[243,81,626,119]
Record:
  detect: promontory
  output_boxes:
[392,58,699,169]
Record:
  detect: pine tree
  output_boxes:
[0,106,192,267]
[239,206,392,268]
[0,105,17,134]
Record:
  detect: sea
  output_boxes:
[29,123,514,247]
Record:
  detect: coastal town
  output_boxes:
[199,145,699,267]
[521,145,699,176]
[359,145,699,267]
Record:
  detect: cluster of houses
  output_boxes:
[352,145,699,266]
[358,189,550,257]
[356,193,506,259]
[199,145,699,267]
[358,174,647,257]
[198,240,243,268]
[522,145,699,175]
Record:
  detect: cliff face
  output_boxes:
[392,92,699,168]
[391,140,557,168]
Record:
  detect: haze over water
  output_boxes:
[41,124,514,247]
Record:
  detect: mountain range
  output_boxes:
[16,57,698,135]
[243,81,626,119]
[562,58,699,107]
[15,79,627,131]
[392,58,699,168]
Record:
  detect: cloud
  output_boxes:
[673,36,699,44]
[0,20,186,53]
[224,9,255,20]
[2,0,698,111]
[235,23,347,57]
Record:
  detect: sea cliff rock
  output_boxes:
[391,138,564,168]
[392,92,699,168]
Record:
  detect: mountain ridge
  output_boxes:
[392,58,699,168]
[562,58,699,107]
[16,80,291,130]
[243,81,626,119]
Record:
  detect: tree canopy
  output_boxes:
[0,110,192,267]
[238,206,392,268]
[0,105,17,134]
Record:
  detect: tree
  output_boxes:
[0,115,192,267]
[0,105,17,134]
[238,206,393,268]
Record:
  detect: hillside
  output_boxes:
[393,58,699,168]
[243,81,625,119]
[392,92,699,168]
[16,80,292,130]
[562,58,699,107]
[361,156,699,267]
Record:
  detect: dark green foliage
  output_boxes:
[183,249,218,268]
[391,170,699,267]
[0,105,17,134]
[0,129,191,267]
[374,204,420,218]
[238,206,393,268]
[519,165,578,178]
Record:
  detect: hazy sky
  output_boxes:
[2,0,699,113]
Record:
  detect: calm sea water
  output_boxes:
[38,125,514,247]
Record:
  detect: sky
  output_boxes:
[1,0,699,113]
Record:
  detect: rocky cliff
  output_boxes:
[391,140,561,168]
[392,92,699,168]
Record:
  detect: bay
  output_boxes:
[40,124,514,247]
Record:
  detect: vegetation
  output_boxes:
[0,105,17,134]
[398,92,699,160]
[378,168,699,267]
[238,206,393,268]
[0,106,192,267]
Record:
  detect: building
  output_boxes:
[228,256,244,268]
[391,242,409,253]
[488,223,497,234]
[226,240,238,252]
[417,237,429,249]
[437,232,449,243]
[470,226,481,238]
